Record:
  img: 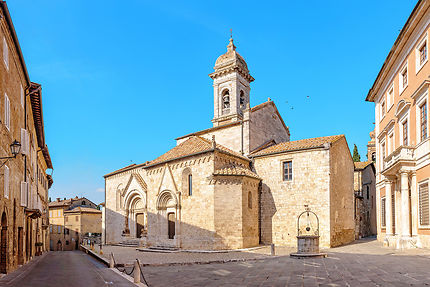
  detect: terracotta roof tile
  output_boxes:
[251,135,344,157]
[145,136,248,168]
[213,164,260,179]
[64,206,101,214]
[354,161,374,170]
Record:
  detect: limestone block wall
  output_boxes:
[241,177,260,248]
[145,153,217,249]
[249,102,289,152]
[329,137,355,247]
[176,124,244,155]
[255,148,331,247]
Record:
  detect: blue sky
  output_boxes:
[7,1,417,204]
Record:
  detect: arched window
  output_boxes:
[116,184,123,211]
[248,191,252,209]
[182,168,192,196]
[82,201,86,206]
[222,90,230,114]
[240,90,246,110]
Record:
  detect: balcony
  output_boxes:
[382,146,415,176]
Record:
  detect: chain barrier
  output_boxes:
[137,259,150,287]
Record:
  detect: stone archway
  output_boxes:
[156,190,180,246]
[123,189,147,238]
[0,212,8,273]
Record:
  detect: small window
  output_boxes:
[75,215,78,222]
[387,86,394,109]
[400,64,408,92]
[82,201,86,205]
[66,240,69,245]
[65,228,69,235]
[421,102,428,142]
[49,225,52,233]
[239,90,246,110]
[419,183,429,226]
[65,217,68,223]
[188,174,192,196]
[3,37,8,70]
[380,100,386,119]
[248,191,252,209]
[417,36,428,71]
[403,120,408,146]
[283,161,292,181]
[420,42,427,66]
[381,197,386,227]
[4,93,10,130]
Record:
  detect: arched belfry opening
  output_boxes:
[222,89,230,114]
[156,190,180,245]
[1,211,8,273]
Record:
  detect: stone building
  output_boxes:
[104,37,355,250]
[48,197,98,251]
[354,161,377,239]
[64,207,101,250]
[0,2,53,274]
[366,0,430,248]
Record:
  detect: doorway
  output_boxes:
[57,240,62,251]
[0,212,7,273]
[18,227,23,265]
[136,213,144,238]
[167,212,175,239]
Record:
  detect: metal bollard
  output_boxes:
[134,260,141,283]
[109,253,114,268]
[99,244,103,255]
[271,243,275,256]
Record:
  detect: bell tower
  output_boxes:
[209,37,254,127]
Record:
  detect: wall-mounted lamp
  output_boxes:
[0,140,21,159]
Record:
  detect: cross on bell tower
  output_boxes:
[209,35,254,127]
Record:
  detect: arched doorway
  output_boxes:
[0,212,8,273]
[156,190,180,246]
[57,240,62,251]
[123,190,147,238]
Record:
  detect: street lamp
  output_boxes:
[9,140,21,158]
[0,140,21,168]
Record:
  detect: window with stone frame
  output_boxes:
[420,41,427,66]
[380,99,386,120]
[421,102,428,142]
[182,168,193,196]
[403,120,408,146]
[419,182,429,226]
[283,161,292,181]
[400,64,408,92]
[381,197,386,227]
[188,174,192,196]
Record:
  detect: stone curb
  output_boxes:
[138,255,279,267]
[80,244,109,267]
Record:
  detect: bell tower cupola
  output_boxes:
[209,36,254,127]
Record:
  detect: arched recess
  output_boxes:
[116,183,124,211]
[0,211,8,273]
[156,190,180,244]
[123,188,147,238]
[181,168,192,196]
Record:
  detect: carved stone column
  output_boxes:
[123,210,130,235]
[400,171,411,237]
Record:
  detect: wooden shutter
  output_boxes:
[20,129,29,155]
[20,85,24,107]
[4,165,9,199]
[4,93,9,130]
[3,37,8,69]
[20,182,28,207]
[419,183,429,226]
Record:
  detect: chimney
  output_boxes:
[56,198,60,202]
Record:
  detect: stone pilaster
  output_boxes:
[400,171,410,237]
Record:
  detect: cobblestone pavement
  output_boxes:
[134,239,430,286]
[0,251,136,287]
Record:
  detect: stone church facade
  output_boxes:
[104,38,355,249]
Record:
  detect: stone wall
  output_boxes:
[255,148,332,247]
[249,102,289,152]
[329,137,355,247]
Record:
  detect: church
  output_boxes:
[103,38,355,250]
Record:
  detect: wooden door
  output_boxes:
[168,213,175,239]
[136,213,144,238]
[0,228,6,273]
[18,227,23,265]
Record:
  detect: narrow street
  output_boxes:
[0,251,137,287]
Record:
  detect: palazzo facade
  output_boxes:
[104,37,355,250]
[367,0,430,248]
